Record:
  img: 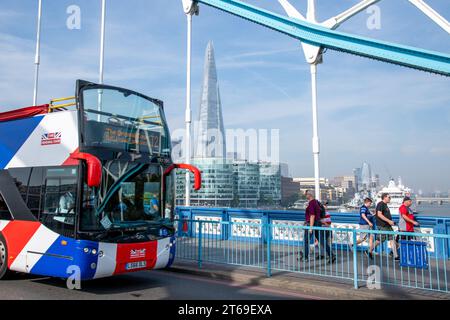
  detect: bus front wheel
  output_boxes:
[0,234,11,280]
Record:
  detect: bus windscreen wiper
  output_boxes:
[95,163,149,217]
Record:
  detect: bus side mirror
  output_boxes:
[164,163,201,190]
[70,152,102,188]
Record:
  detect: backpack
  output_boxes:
[317,200,326,219]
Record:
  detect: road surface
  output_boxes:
[0,269,320,300]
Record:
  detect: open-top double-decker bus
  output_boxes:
[0,80,200,280]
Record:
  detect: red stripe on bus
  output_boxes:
[113,242,158,275]
[62,148,80,166]
[1,220,41,268]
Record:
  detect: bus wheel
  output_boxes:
[0,234,11,280]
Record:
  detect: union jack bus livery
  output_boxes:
[0,80,201,280]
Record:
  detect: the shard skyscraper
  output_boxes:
[194,41,226,159]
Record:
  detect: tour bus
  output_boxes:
[0,80,201,280]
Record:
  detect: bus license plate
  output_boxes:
[126,261,147,270]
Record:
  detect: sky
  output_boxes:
[0,0,449,193]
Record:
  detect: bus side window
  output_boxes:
[7,167,31,205]
[0,193,12,220]
[41,167,78,238]
[27,167,44,219]
[164,173,175,220]
[7,167,43,219]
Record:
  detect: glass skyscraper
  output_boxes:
[176,42,281,208]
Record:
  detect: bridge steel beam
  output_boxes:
[196,0,450,76]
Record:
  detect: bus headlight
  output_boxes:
[91,249,97,255]
[83,247,90,254]
[159,228,169,237]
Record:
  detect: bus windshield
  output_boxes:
[80,84,171,156]
[80,160,171,239]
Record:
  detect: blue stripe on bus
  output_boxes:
[167,237,176,267]
[0,116,44,169]
[30,236,99,280]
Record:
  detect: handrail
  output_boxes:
[177,218,450,239]
[49,96,77,112]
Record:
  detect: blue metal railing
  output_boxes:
[176,207,450,256]
[174,219,450,294]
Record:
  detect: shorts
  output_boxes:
[377,225,395,242]
[358,224,373,240]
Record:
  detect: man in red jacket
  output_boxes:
[397,196,419,242]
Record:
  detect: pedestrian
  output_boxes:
[351,198,376,258]
[372,193,399,260]
[317,201,334,260]
[299,190,335,263]
[397,196,419,242]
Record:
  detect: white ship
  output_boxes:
[291,199,308,210]
[375,177,413,215]
[338,193,364,212]
[339,177,414,215]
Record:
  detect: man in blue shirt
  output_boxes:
[350,198,376,258]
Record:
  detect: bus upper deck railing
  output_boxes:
[174,219,450,294]
[49,96,77,112]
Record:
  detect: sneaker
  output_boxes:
[389,251,394,257]
[394,256,400,261]
[327,256,336,264]
[298,256,310,262]
[367,251,374,260]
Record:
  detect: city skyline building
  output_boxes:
[259,162,282,205]
[176,41,281,208]
[194,41,226,159]
[232,160,260,208]
[361,161,372,191]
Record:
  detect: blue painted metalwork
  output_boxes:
[196,0,450,76]
[175,218,450,293]
[198,221,203,268]
[267,223,271,277]
[352,231,358,289]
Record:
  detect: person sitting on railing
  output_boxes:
[373,193,399,261]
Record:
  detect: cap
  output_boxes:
[403,196,412,202]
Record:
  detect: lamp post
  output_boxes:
[99,0,106,85]
[97,0,106,121]
[182,1,199,206]
[33,0,43,106]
